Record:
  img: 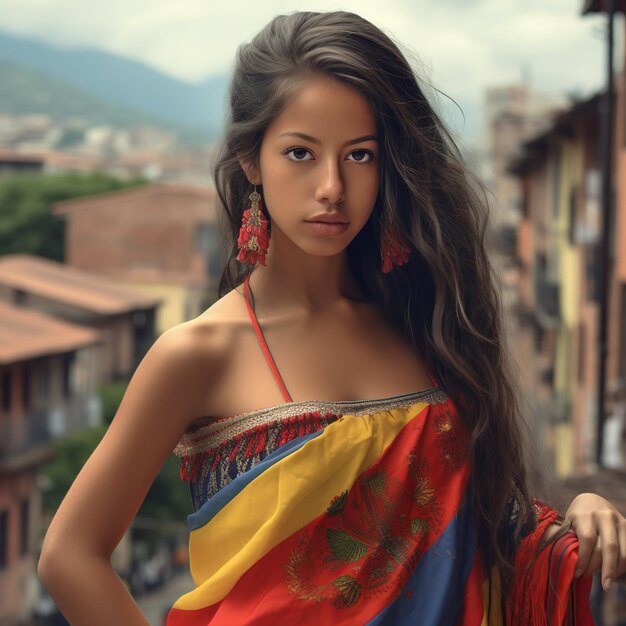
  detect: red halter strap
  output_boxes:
[243,275,293,403]
[426,368,439,388]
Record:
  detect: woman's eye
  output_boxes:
[284,147,313,161]
[347,150,373,163]
[283,147,374,163]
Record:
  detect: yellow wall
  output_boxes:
[120,281,190,335]
[553,139,583,475]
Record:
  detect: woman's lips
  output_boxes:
[305,221,350,236]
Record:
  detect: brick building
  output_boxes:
[510,94,601,473]
[0,254,161,383]
[52,182,221,332]
[0,301,101,623]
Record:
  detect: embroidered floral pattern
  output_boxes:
[285,454,442,609]
[433,406,465,469]
[180,411,340,510]
[175,390,449,511]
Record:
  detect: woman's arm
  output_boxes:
[38,321,223,625]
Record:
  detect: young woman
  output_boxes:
[38,10,626,625]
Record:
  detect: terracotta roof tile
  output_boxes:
[0,254,162,315]
[103,267,211,287]
[52,182,215,216]
[0,149,45,164]
[0,300,101,364]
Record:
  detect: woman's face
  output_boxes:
[245,74,381,259]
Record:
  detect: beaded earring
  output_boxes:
[380,225,411,273]
[236,184,270,266]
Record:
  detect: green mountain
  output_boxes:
[0,58,163,128]
[0,30,229,143]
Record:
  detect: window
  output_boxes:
[550,147,561,222]
[567,186,576,245]
[195,223,212,254]
[1,371,11,412]
[20,498,30,557]
[196,224,225,279]
[22,366,31,411]
[578,169,601,244]
[0,510,8,569]
[619,285,626,384]
[14,289,26,305]
[62,353,73,399]
[41,360,51,404]
[133,311,147,327]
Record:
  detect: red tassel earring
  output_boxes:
[236,185,270,266]
[380,226,411,273]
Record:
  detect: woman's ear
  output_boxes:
[237,154,261,185]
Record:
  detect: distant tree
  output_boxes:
[40,422,108,513]
[139,456,190,522]
[100,380,129,425]
[0,171,146,260]
[56,128,85,149]
[98,380,191,521]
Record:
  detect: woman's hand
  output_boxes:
[564,492,626,591]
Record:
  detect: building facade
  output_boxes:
[509,83,625,475]
[0,254,161,383]
[0,301,101,623]
[53,182,220,332]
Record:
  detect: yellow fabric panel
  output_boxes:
[174,400,430,610]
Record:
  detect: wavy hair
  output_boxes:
[213,10,537,595]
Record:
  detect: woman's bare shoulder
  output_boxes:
[160,287,248,386]
[38,289,247,571]
[182,286,248,345]
[197,285,248,323]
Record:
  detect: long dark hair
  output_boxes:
[213,10,537,594]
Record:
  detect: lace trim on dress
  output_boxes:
[173,386,448,458]
[174,386,449,511]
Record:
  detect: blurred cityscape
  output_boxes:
[0,1,625,625]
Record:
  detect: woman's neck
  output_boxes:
[248,254,367,314]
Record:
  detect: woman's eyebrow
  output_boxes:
[278,131,379,146]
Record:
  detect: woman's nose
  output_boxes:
[314,159,345,205]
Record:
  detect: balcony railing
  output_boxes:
[0,407,50,459]
[0,394,102,465]
[534,273,560,321]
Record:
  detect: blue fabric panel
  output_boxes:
[367,494,476,626]
[187,429,325,532]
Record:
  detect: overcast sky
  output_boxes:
[0,0,620,144]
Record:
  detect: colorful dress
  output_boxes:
[167,276,593,625]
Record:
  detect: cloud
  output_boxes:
[0,1,609,81]
[0,0,616,142]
